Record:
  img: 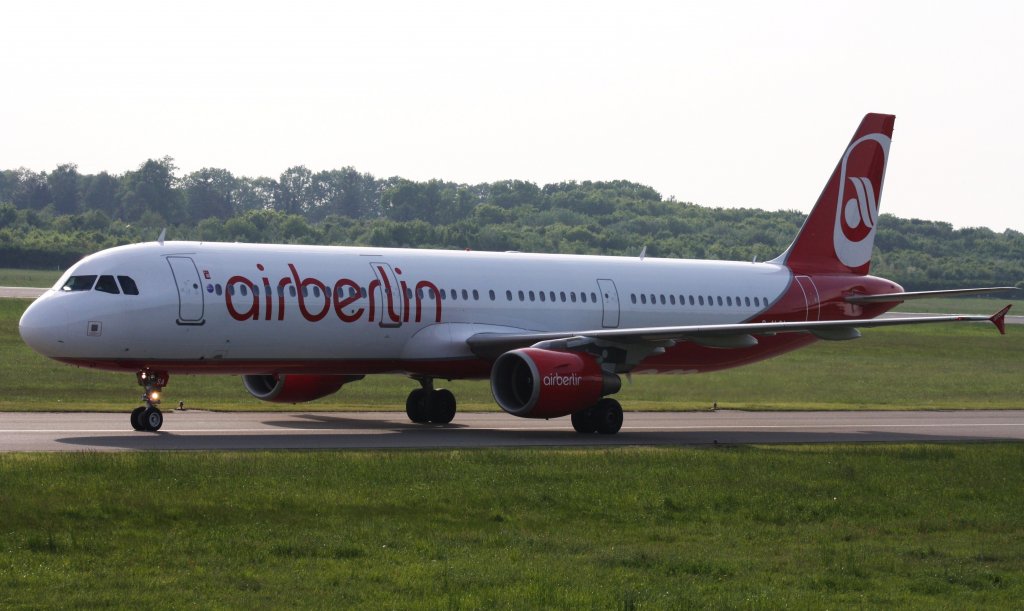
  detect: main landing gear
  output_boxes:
[405,377,457,425]
[571,398,624,435]
[131,369,168,432]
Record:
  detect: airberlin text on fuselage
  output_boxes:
[224,263,442,324]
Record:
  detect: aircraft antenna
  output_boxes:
[157,228,166,245]
[639,246,647,261]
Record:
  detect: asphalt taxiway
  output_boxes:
[1,410,1023,452]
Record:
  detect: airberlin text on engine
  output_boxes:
[224,263,442,324]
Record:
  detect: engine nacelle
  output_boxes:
[490,348,620,419]
[242,374,364,404]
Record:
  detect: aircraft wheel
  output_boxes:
[142,406,163,432]
[593,398,623,435]
[405,389,430,423]
[571,408,597,434]
[130,406,146,431]
[429,389,457,424]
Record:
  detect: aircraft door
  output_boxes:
[597,278,620,328]
[370,262,403,328]
[167,256,205,325]
[794,275,820,321]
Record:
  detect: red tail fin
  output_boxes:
[774,113,895,275]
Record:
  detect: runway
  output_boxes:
[1,410,1023,452]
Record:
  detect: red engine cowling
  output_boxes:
[490,348,620,419]
[242,374,364,403]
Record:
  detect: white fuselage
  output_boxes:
[20,241,798,376]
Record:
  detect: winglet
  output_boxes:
[990,305,1012,335]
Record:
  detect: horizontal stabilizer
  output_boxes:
[846,287,1020,304]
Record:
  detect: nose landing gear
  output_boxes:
[131,370,169,432]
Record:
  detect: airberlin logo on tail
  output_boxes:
[833,133,890,268]
[842,176,877,242]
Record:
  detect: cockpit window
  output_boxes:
[118,276,139,295]
[61,275,97,292]
[95,275,120,294]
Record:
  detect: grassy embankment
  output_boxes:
[1,445,1022,608]
[0,268,62,288]
[1,297,1020,412]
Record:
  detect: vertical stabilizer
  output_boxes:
[773,113,895,275]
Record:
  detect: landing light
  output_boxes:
[149,391,160,402]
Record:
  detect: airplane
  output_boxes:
[18,113,1016,434]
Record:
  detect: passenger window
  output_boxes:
[95,275,120,294]
[539,291,546,302]
[640,294,647,305]
[441,289,448,300]
[660,295,666,305]
[631,294,637,304]
[570,292,577,303]
[726,296,733,306]
[560,292,566,302]
[745,297,751,307]
[716,296,723,306]
[698,296,705,306]
[549,291,556,302]
[528,291,535,302]
[670,295,676,305]
[61,275,97,292]
[518,290,525,301]
[215,284,222,296]
[591,292,597,303]
[688,295,694,305]
[117,276,139,295]
[464,289,470,300]
[240,285,249,297]
[580,292,587,303]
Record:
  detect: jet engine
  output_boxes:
[490,348,620,418]
[242,374,364,403]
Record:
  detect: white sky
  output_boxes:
[2,0,1021,232]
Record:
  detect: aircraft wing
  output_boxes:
[466,306,1012,363]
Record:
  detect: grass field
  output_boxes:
[1,298,1021,412]
[0,268,62,288]
[1,445,1022,608]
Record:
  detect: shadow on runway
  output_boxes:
[261,413,469,431]
[54,427,1011,452]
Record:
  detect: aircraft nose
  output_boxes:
[19,295,69,357]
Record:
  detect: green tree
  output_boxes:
[81,172,121,217]
[183,168,236,221]
[119,157,184,223]
[47,163,81,215]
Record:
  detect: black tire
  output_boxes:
[405,389,430,423]
[594,398,623,435]
[429,389,457,424]
[130,406,146,431]
[142,406,163,432]
[571,408,597,434]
